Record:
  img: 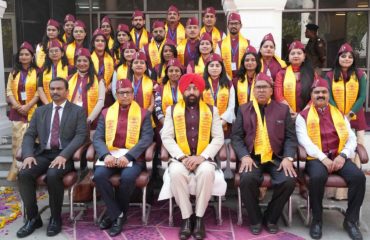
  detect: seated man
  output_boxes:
[17,77,87,238]
[296,78,365,240]
[161,73,224,240]
[93,79,153,237]
[231,73,297,235]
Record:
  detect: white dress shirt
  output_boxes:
[46,101,67,149]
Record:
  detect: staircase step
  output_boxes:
[0,170,8,178]
[0,144,11,149]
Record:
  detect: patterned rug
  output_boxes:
[61,200,304,240]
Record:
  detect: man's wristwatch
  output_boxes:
[339,153,347,159]
[286,157,294,162]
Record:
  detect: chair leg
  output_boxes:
[306,194,311,226]
[217,196,222,225]
[142,187,147,225]
[169,198,174,226]
[237,187,242,226]
[93,187,97,224]
[288,196,292,227]
[70,185,75,221]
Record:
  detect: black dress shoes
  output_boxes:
[249,223,262,235]
[108,216,126,237]
[46,218,62,237]
[179,217,194,240]
[264,221,279,234]
[343,220,363,240]
[16,216,43,238]
[310,221,322,239]
[99,215,113,230]
[193,216,206,240]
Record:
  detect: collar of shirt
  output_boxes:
[53,100,67,110]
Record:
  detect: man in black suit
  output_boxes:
[93,79,153,237]
[17,77,87,238]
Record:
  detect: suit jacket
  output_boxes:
[21,101,88,160]
[93,107,153,161]
[161,104,224,161]
[231,100,297,162]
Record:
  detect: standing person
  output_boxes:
[296,78,365,240]
[233,45,262,107]
[62,14,75,43]
[38,40,69,105]
[67,48,105,136]
[165,5,185,45]
[100,16,115,51]
[187,32,213,75]
[305,23,326,71]
[16,77,87,238]
[112,24,131,64]
[200,7,225,52]
[161,73,224,240]
[130,10,150,49]
[274,40,315,118]
[177,17,200,67]
[151,39,178,84]
[217,12,249,80]
[258,33,286,81]
[231,73,297,235]
[6,42,39,181]
[35,19,63,68]
[143,20,166,72]
[65,20,89,67]
[93,79,153,237]
[90,29,114,107]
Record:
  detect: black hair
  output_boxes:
[72,56,98,91]
[158,44,178,79]
[43,46,69,73]
[113,31,132,60]
[128,59,150,81]
[100,19,115,42]
[257,39,276,60]
[332,51,359,81]
[67,25,89,48]
[194,41,213,65]
[238,52,262,82]
[90,34,112,57]
[116,47,135,67]
[41,26,63,52]
[12,48,37,78]
[49,77,69,89]
[203,60,230,89]
[162,64,184,85]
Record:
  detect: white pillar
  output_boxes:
[223,0,287,56]
[0,0,11,137]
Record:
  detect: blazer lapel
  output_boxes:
[45,104,53,139]
[59,101,70,132]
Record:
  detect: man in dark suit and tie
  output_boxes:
[16,77,88,238]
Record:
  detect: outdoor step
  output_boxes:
[0,148,12,157]
[0,144,11,149]
[0,170,8,178]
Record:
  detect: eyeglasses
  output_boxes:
[116,91,133,96]
[255,85,271,91]
[49,49,61,54]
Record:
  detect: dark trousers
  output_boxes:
[306,159,366,223]
[18,150,74,220]
[93,161,144,220]
[239,161,295,225]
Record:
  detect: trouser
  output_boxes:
[7,121,28,181]
[306,159,366,223]
[93,161,144,220]
[239,161,295,225]
[18,150,74,219]
[168,160,215,219]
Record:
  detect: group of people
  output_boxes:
[6,4,367,240]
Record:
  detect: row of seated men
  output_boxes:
[14,74,365,240]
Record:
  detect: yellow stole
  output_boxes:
[173,100,212,155]
[283,65,297,112]
[116,64,129,80]
[65,41,76,66]
[165,23,186,44]
[162,82,183,115]
[177,39,188,65]
[108,37,114,50]
[306,104,349,160]
[148,40,164,68]
[253,99,273,164]
[62,34,67,43]
[332,73,359,119]
[91,51,114,87]
[36,40,63,68]
[200,27,222,51]
[261,56,287,73]
[221,34,249,78]
[203,78,229,115]
[194,57,205,75]
[67,73,99,115]
[156,65,166,84]
[10,69,38,121]
[42,61,68,102]
[237,75,255,105]
[133,75,153,109]
[130,28,149,49]
[105,101,142,150]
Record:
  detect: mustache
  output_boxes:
[316,96,326,100]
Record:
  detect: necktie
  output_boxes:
[50,106,61,149]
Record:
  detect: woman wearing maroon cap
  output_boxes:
[203,53,235,136]
[100,16,115,50]
[35,19,64,68]
[234,45,262,107]
[6,42,39,181]
[274,40,315,118]
[186,32,213,75]
[38,40,69,105]
[151,39,178,84]
[67,48,105,137]
[62,14,76,43]
[112,24,132,64]
[258,33,286,81]
[65,20,89,67]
